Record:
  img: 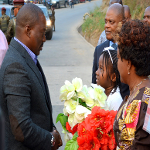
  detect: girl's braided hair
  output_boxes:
[101,49,122,95]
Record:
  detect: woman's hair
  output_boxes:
[101,49,122,94]
[118,19,150,76]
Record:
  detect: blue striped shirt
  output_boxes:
[14,37,37,65]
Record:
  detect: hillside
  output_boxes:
[81,0,150,47]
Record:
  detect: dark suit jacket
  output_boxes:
[92,40,109,83]
[92,40,129,99]
[0,39,54,150]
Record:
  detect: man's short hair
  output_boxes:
[109,0,123,6]
[107,3,124,20]
[123,5,131,15]
[16,3,44,28]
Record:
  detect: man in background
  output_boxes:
[124,5,131,21]
[0,7,10,35]
[97,0,123,46]
[143,6,150,26]
[6,0,24,44]
[109,0,123,6]
[51,4,55,31]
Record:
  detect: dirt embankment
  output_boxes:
[78,25,99,47]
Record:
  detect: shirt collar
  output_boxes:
[109,41,117,47]
[14,37,37,65]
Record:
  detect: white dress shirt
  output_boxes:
[97,30,107,46]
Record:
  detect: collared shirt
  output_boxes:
[109,41,117,47]
[106,87,123,111]
[0,29,8,68]
[97,30,118,47]
[14,37,37,64]
[97,30,107,46]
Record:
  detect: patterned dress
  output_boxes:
[113,87,150,150]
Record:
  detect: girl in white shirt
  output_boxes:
[96,46,123,111]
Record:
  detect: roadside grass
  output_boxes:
[82,6,106,46]
[123,0,149,19]
[81,0,149,47]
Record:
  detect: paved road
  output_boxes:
[38,0,102,149]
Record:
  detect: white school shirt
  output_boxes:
[106,87,123,111]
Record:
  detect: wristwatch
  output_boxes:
[50,133,55,147]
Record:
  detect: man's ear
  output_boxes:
[25,25,31,38]
[110,73,116,82]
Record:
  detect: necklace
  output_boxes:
[122,78,147,119]
[128,78,147,98]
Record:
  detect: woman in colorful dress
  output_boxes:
[113,20,150,150]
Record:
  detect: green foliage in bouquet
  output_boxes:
[56,113,68,131]
[65,132,78,150]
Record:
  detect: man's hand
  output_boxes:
[51,129,63,150]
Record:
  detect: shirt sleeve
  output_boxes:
[97,31,107,46]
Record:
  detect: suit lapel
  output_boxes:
[105,40,110,47]
[97,40,110,68]
[36,60,52,112]
[10,39,51,112]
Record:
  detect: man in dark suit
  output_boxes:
[0,4,62,150]
[92,3,129,99]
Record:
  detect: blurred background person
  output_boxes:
[114,20,150,150]
[124,5,131,21]
[143,6,150,26]
[109,0,123,6]
[0,7,10,35]
[71,0,74,8]
[6,0,24,44]
[68,0,71,7]
[51,4,55,31]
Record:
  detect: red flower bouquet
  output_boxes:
[77,106,117,150]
